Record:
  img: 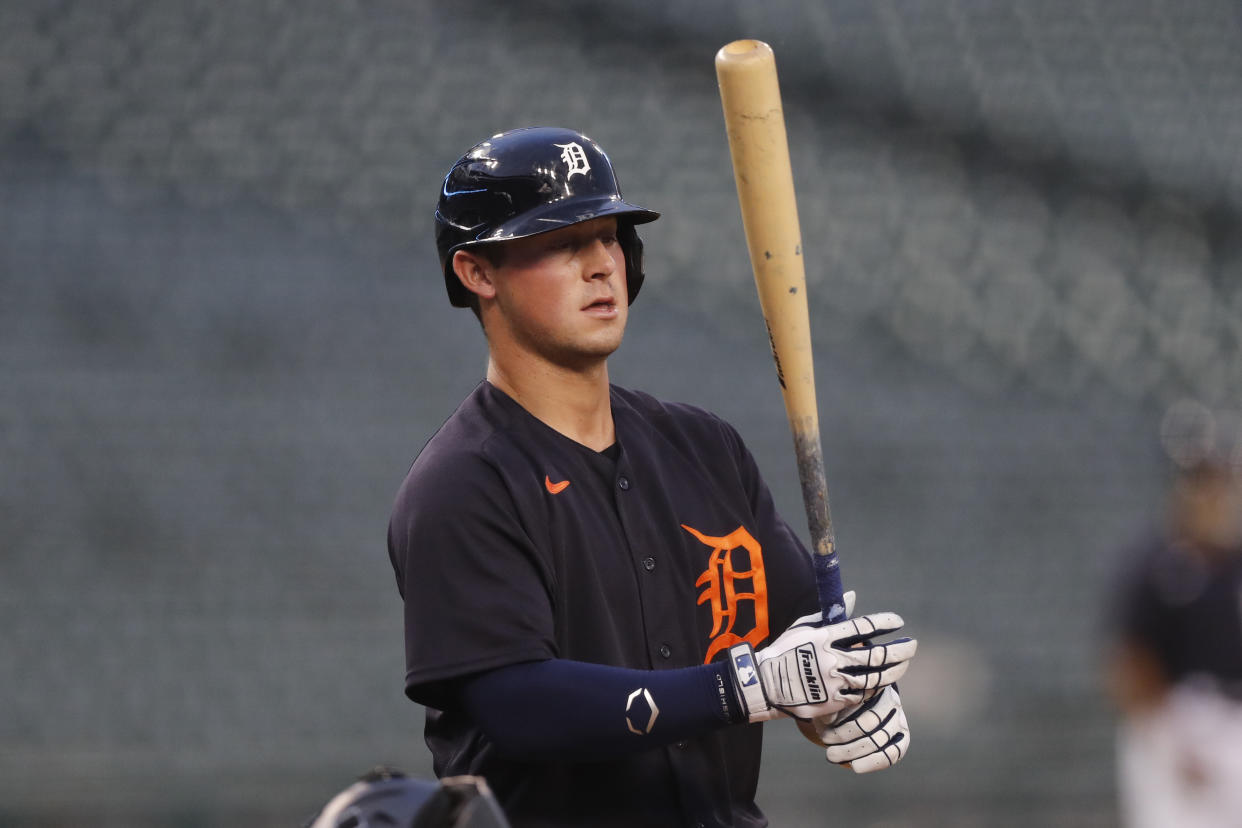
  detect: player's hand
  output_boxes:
[813,685,910,773]
[727,610,916,722]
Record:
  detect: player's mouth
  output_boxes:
[582,297,618,318]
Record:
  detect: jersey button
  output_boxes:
[675,740,689,750]
[617,475,630,490]
[642,557,655,571]
[659,644,671,659]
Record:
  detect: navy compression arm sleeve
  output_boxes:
[460,659,747,761]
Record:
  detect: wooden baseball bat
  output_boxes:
[715,39,846,624]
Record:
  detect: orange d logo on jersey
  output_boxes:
[683,524,770,664]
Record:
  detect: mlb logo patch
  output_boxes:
[733,651,759,686]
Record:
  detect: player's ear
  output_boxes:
[452,249,497,301]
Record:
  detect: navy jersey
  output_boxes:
[388,381,818,828]
[1114,532,1242,695]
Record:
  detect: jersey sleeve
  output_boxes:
[388,445,556,711]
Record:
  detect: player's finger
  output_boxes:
[834,703,910,772]
[826,719,900,762]
[841,726,910,774]
[840,658,911,692]
[816,686,883,717]
[836,637,918,672]
[827,702,909,764]
[828,612,905,646]
[819,689,898,746]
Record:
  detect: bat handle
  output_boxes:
[813,547,847,623]
[795,430,847,622]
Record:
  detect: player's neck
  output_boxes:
[486,356,615,451]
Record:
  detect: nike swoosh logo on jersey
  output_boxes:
[545,476,571,494]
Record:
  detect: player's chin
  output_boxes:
[581,333,625,360]
[584,319,622,343]
[552,330,625,367]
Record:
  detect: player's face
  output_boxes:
[488,217,628,368]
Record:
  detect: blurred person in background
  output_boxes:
[1106,401,1242,828]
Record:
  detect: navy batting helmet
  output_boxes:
[434,127,660,308]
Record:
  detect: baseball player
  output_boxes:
[1107,445,1242,827]
[388,127,918,828]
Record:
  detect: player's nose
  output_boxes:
[583,236,618,280]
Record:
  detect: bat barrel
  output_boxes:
[715,40,817,436]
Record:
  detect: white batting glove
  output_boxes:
[728,609,916,723]
[814,685,911,773]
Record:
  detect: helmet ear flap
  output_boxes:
[619,221,645,306]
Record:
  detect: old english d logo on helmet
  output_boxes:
[555,142,591,178]
[434,127,660,308]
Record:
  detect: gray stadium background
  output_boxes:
[3,0,1239,824]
